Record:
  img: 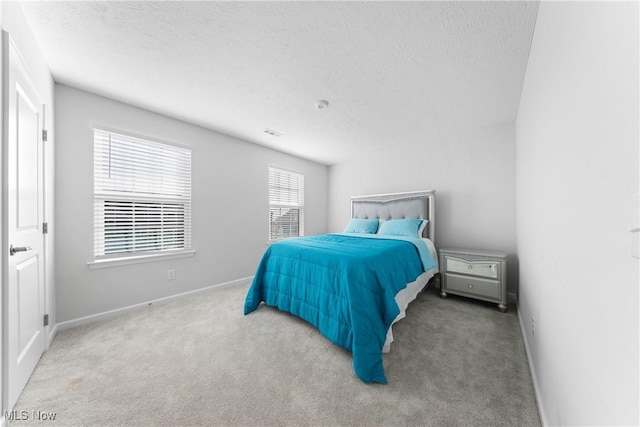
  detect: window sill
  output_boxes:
[87,249,196,269]
[267,239,286,245]
[268,236,305,245]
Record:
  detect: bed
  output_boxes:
[243,190,438,384]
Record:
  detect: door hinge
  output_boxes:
[43,314,49,327]
[43,222,48,234]
[42,129,48,142]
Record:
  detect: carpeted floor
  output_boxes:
[10,281,540,426]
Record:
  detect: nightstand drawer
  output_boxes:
[445,257,499,279]
[444,273,500,300]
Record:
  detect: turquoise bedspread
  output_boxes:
[243,233,435,384]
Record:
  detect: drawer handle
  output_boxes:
[467,283,473,289]
[468,265,473,270]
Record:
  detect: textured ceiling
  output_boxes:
[19,1,538,165]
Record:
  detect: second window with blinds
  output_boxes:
[269,167,304,241]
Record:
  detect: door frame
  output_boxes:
[1,31,51,413]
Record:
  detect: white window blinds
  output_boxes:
[93,129,192,259]
[269,167,304,240]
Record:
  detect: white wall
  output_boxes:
[516,2,639,425]
[1,2,55,416]
[55,85,328,323]
[0,4,4,422]
[328,123,518,291]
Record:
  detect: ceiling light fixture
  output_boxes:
[315,100,329,110]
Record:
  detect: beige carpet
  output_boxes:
[10,282,540,426]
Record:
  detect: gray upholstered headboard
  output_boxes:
[350,190,436,242]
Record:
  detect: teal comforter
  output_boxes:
[243,233,435,384]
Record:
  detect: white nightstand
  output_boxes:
[439,248,508,313]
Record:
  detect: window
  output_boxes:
[93,129,192,260]
[269,167,304,240]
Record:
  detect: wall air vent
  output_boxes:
[263,128,282,137]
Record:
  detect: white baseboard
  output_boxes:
[516,300,548,427]
[47,323,58,348]
[56,276,253,332]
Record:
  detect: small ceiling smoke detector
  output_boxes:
[315,100,329,110]
[263,128,282,137]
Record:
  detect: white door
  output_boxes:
[4,35,46,410]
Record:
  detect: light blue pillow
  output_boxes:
[377,218,424,237]
[343,218,379,234]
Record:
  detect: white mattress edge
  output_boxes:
[383,238,439,353]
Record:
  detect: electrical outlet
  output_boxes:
[632,194,639,258]
[167,269,176,280]
[531,316,536,337]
